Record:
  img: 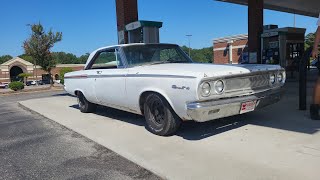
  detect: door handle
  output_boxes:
[96,71,102,74]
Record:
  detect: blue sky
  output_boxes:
[0,0,318,57]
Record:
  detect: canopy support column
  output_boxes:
[248,0,264,63]
[115,0,138,44]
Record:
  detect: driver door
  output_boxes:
[89,48,128,109]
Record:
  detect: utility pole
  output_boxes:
[186,34,192,57]
[293,14,296,27]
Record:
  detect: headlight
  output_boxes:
[270,74,276,84]
[201,82,211,96]
[280,72,286,83]
[214,80,225,94]
[277,73,283,83]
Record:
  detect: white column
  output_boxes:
[228,40,234,64]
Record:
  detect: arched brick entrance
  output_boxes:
[10,66,24,81]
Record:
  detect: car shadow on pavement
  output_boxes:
[176,116,249,140]
[69,101,320,141]
[70,91,320,141]
[52,93,73,97]
[69,103,251,140]
[69,105,146,127]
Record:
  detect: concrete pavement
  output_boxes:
[19,87,320,180]
[0,92,160,180]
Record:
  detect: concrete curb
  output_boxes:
[18,102,53,119]
[0,87,63,96]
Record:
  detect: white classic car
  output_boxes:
[64,43,285,136]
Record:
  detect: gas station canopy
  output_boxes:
[217,0,319,18]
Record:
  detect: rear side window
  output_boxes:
[87,49,123,69]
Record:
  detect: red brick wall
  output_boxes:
[34,66,84,76]
[31,66,85,80]
[214,42,228,49]
[0,70,5,79]
[214,39,248,49]
[213,39,248,64]
[213,50,227,64]
[233,39,248,46]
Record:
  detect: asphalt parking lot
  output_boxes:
[0,92,160,180]
[19,82,320,180]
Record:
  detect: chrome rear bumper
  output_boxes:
[186,88,283,122]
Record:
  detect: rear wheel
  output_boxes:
[144,93,181,136]
[77,92,97,113]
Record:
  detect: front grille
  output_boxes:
[225,74,270,93]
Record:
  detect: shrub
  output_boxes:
[59,67,73,84]
[18,73,32,84]
[9,81,25,91]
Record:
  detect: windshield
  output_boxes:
[122,44,193,67]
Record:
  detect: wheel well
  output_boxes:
[139,91,167,115]
[74,90,81,96]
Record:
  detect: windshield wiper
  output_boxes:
[140,60,189,66]
[167,60,190,63]
[150,61,169,65]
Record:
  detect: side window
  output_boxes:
[88,49,123,69]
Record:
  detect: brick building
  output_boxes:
[0,57,84,83]
[213,34,248,64]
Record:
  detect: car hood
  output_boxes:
[131,63,282,78]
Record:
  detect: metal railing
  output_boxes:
[299,47,313,110]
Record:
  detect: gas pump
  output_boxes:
[125,20,163,44]
[261,26,306,70]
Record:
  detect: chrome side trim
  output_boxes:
[126,74,196,79]
[64,75,88,79]
[87,74,126,78]
[65,74,196,79]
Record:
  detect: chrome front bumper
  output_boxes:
[186,88,283,122]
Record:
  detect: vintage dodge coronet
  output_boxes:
[64,43,285,136]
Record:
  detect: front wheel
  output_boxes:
[144,93,181,136]
[77,92,97,113]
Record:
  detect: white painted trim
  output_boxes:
[229,44,233,64]
[213,45,248,51]
[213,34,248,43]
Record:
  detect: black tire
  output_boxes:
[77,92,97,113]
[144,93,181,136]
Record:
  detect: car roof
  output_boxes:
[85,43,180,69]
[95,43,178,51]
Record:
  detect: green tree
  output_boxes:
[78,53,90,64]
[51,52,90,64]
[23,23,62,87]
[18,54,34,63]
[305,33,316,50]
[18,73,32,84]
[0,55,13,64]
[59,67,73,84]
[181,46,213,63]
[53,52,78,64]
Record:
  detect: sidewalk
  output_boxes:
[0,84,64,95]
